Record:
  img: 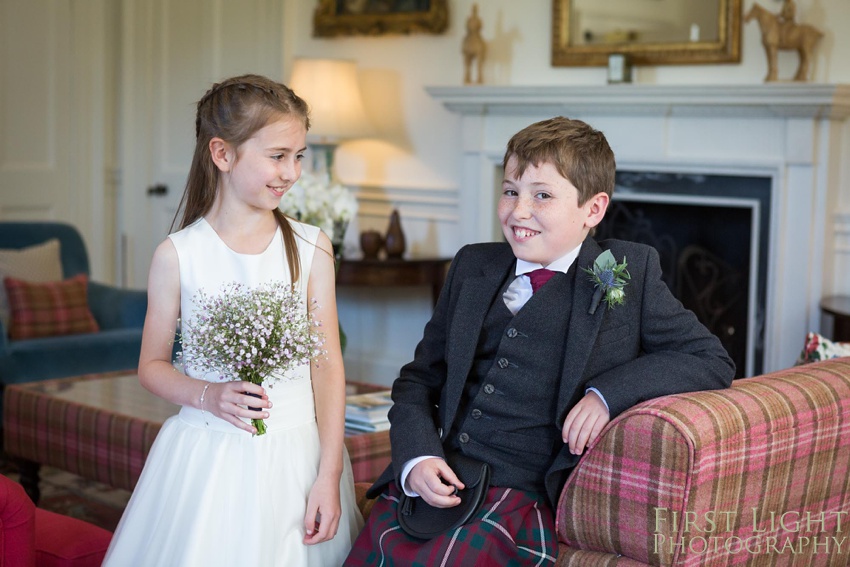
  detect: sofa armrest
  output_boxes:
[87,282,147,330]
[557,358,850,565]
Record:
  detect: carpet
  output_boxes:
[1,454,129,532]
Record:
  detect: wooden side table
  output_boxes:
[336,258,452,306]
[820,295,850,342]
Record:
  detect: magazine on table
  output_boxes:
[345,390,393,422]
[344,416,391,433]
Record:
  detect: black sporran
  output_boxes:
[397,452,490,540]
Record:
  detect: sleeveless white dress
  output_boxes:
[104,218,363,567]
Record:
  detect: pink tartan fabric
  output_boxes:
[556,358,850,567]
[3,380,392,492]
[3,382,162,492]
[346,429,391,484]
[346,484,558,566]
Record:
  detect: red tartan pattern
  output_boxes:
[4,273,99,340]
[557,358,850,567]
[3,374,394,492]
[345,484,558,566]
[3,376,168,491]
[346,428,392,484]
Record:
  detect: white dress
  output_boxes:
[104,218,363,567]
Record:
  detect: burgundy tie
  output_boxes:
[527,268,556,293]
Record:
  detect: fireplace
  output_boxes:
[598,172,771,377]
[428,83,850,374]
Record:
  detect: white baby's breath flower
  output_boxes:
[279,171,358,240]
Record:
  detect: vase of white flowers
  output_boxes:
[279,171,358,259]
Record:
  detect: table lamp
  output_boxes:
[288,58,373,177]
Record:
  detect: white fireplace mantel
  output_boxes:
[428,83,850,374]
[427,84,850,119]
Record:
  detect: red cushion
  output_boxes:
[0,476,36,567]
[3,274,99,340]
[34,509,111,567]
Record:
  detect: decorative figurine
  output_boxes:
[745,0,823,82]
[462,3,485,85]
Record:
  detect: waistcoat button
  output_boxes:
[506,328,518,338]
[471,408,482,419]
[484,384,495,394]
[459,432,470,443]
[498,357,509,369]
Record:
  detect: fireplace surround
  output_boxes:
[428,84,850,374]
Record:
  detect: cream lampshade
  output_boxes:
[288,58,373,174]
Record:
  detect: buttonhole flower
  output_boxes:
[584,250,630,314]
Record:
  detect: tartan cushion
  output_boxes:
[3,274,99,340]
[0,238,63,329]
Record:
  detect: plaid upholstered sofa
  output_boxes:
[356,357,850,566]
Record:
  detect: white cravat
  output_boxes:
[502,245,582,315]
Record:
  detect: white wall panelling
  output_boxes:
[119,0,284,288]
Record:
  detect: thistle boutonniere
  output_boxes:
[584,250,630,315]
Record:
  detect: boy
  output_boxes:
[345,117,735,565]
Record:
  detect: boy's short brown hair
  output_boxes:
[503,117,616,205]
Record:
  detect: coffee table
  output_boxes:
[3,371,391,502]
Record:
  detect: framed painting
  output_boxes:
[552,0,741,66]
[314,0,449,37]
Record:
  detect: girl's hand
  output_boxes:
[303,474,341,545]
[202,381,271,434]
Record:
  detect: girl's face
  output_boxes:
[224,115,308,211]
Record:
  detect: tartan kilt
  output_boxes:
[344,484,558,566]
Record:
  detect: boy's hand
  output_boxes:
[407,458,465,508]
[562,391,610,456]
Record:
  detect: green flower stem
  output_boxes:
[242,371,267,436]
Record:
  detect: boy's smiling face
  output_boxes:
[498,155,609,267]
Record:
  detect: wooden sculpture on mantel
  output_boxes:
[462,3,485,85]
[745,0,823,82]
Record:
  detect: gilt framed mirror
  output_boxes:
[552,0,741,66]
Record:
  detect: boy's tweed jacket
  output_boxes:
[370,235,735,506]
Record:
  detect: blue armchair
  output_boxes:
[0,222,146,391]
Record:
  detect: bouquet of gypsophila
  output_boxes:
[178,281,327,435]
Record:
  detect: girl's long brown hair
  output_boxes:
[172,74,310,284]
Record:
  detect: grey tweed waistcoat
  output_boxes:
[447,268,575,493]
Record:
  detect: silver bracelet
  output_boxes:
[199,382,211,426]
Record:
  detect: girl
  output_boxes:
[104,74,363,566]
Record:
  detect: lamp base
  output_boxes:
[309,143,337,179]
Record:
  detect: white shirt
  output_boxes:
[503,245,583,314]
[400,244,609,495]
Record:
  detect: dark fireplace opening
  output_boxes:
[596,172,771,378]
